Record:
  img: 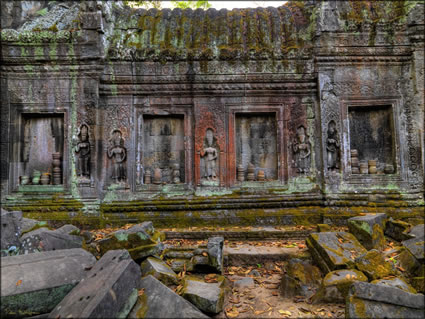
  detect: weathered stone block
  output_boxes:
[346,281,425,319]
[408,224,424,239]
[385,218,413,241]
[410,277,425,293]
[49,250,141,319]
[234,277,255,288]
[397,247,423,277]
[207,236,224,274]
[313,269,367,303]
[306,232,367,274]
[355,249,396,280]
[402,236,424,262]
[20,217,41,233]
[20,228,83,254]
[1,248,96,318]
[317,224,332,232]
[280,258,322,298]
[128,275,208,318]
[96,222,164,259]
[141,257,178,285]
[1,209,22,251]
[54,224,80,235]
[348,213,387,250]
[371,277,416,294]
[182,276,224,314]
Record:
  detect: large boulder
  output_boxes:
[280,258,322,298]
[49,250,141,319]
[1,209,23,252]
[182,276,224,314]
[141,257,178,285]
[128,275,208,318]
[306,232,367,274]
[312,269,367,303]
[355,249,396,280]
[346,281,424,318]
[348,213,387,250]
[1,248,96,318]
[95,222,164,261]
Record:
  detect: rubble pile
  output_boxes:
[1,208,424,318]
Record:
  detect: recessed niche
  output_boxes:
[143,115,185,183]
[348,105,395,172]
[235,113,278,181]
[20,113,64,184]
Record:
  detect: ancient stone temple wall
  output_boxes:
[1,1,424,227]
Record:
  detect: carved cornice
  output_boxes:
[315,55,411,66]
[99,81,316,95]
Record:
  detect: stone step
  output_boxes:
[162,226,314,241]
[224,244,310,266]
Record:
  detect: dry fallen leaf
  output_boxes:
[226,306,239,318]
[278,309,291,316]
[16,280,22,286]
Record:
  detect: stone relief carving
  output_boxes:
[326,120,340,171]
[107,129,127,183]
[74,124,91,179]
[201,129,218,181]
[292,125,311,174]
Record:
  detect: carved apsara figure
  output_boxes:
[107,129,127,182]
[326,120,340,170]
[74,124,90,178]
[201,129,218,181]
[292,126,311,174]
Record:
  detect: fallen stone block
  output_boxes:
[1,209,22,251]
[49,250,141,319]
[371,277,416,293]
[234,277,255,288]
[207,237,224,274]
[355,249,396,280]
[410,277,425,293]
[19,228,83,254]
[1,248,96,317]
[128,275,208,318]
[163,237,225,274]
[312,269,367,303]
[348,213,387,250]
[20,218,42,233]
[280,258,321,298]
[95,222,164,260]
[306,232,367,274]
[141,257,178,285]
[182,276,224,314]
[397,247,424,277]
[408,224,424,239]
[385,218,414,241]
[402,236,424,262]
[317,224,332,232]
[346,281,425,319]
[54,224,80,235]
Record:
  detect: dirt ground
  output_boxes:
[216,264,345,319]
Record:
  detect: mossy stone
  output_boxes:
[355,249,396,280]
[313,269,368,303]
[371,277,417,294]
